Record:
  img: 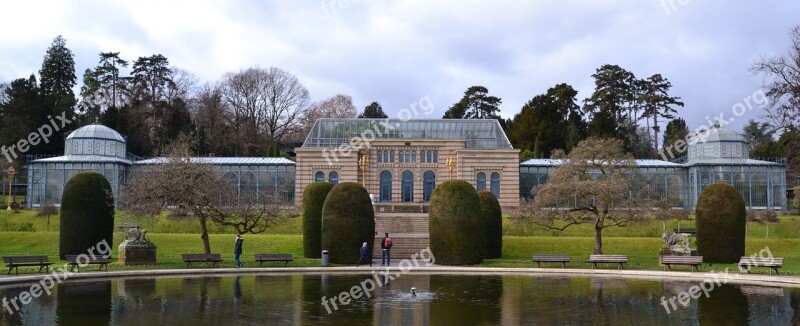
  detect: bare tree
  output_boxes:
[121,137,295,253]
[221,67,309,156]
[294,94,358,140]
[512,137,673,254]
[751,25,800,131]
[191,83,234,155]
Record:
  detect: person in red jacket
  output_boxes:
[381,233,393,266]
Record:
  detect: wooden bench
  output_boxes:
[738,256,784,275]
[65,254,112,272]
[660,255,703,272]
[254,253,294,267]
[3,256,54,275]
[182,254,223,268]
[531,254,571,268]
[586,255,628,269]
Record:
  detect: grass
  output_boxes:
[0,209,797,275]
[0,232,797,275]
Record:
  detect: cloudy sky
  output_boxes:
[1,0,798,133]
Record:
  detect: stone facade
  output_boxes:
[295,138,520,211]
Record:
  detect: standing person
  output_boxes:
[381,233,393,266]
[234,234,244,268]
[357,242,372,267]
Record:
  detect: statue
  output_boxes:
[660,231,694,255]
[125,227,150,243]
[119,226,157,265]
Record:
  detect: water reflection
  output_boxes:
[0,274,799,325]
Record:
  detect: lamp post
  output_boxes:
[7,166,15,210]
[446,155,456,179]
[359,153,369,187]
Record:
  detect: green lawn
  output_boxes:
[0,209,797,274]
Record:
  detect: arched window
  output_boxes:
[490,172,500,198]
[476,172,486,191]
[399,151,405,163]
[329,171,339,185]
[423,171,435,202]
[421,150,426,163]
[402,170,414,202]
[411,151,416,163]
[380,170,392,202]
[390,150,395,163]
[405,150,411,163]
[377,150,383,163]
[433,150,438,163]
[426,150,431,163]
[383,150,389,163]
[314,171,324,182]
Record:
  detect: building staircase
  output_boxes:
[373,212,430,260]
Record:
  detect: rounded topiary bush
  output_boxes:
[303,182,335,258]
[429,180,485,265]
[59,172,115,259]
[696,182,746,263]
[478,191,502,259]
[321,182,375,264]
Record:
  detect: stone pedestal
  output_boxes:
[118,241,157,265]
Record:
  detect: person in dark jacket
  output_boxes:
[357,242,372,267]
[234,234,244,268]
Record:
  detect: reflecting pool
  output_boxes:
[1,273,799,325]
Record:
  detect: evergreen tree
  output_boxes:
[442,86,502,119]
[358,101,388,118]
[38,35,78,154]
[508,83,584,157]
[639,74,684,149]
[661,118,690,160]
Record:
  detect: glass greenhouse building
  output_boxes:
[26,125,296,207]
[519,128,787,210]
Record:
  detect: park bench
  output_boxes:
[254,253,294,267]
[660,255,703,272]
[531,254,571,268]
[65,254,112,272]
[3,256,54,275]
[182,253,223,268]
[586,255,628,269]
[738,256,784,275]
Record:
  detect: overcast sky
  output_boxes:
[1,0,798,134]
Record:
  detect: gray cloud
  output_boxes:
[0,0,797,133]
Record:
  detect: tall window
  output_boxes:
[329,171,338,185]
[433,150,438,163]
[383,150,389,163]
[411,151,416,163]
[377,150,383,163]
[402,170,414,202]
[476,172,486,191]
[405,150,411,163]
[421,150,427,163]
[380,170,392,202]
[315,171,324,182]
[390,150,395,163]
[423,171,435,202]
[490,172,500,198]
[399,151,405,163]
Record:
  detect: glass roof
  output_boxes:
[67,124,126,142]
[302,119,512,149]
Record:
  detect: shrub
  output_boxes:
[478,191,502,259]
[759,210,778,223]
[302,182,335,258]
[321,182,374,264]
[59,172,115,259]
[695,182,745,263]
[429,180,485,265]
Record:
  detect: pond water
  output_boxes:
[1,273,798,325]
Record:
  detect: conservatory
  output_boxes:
[26,125,296,207]
[295,118,520,210]
[519,127,787,210]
